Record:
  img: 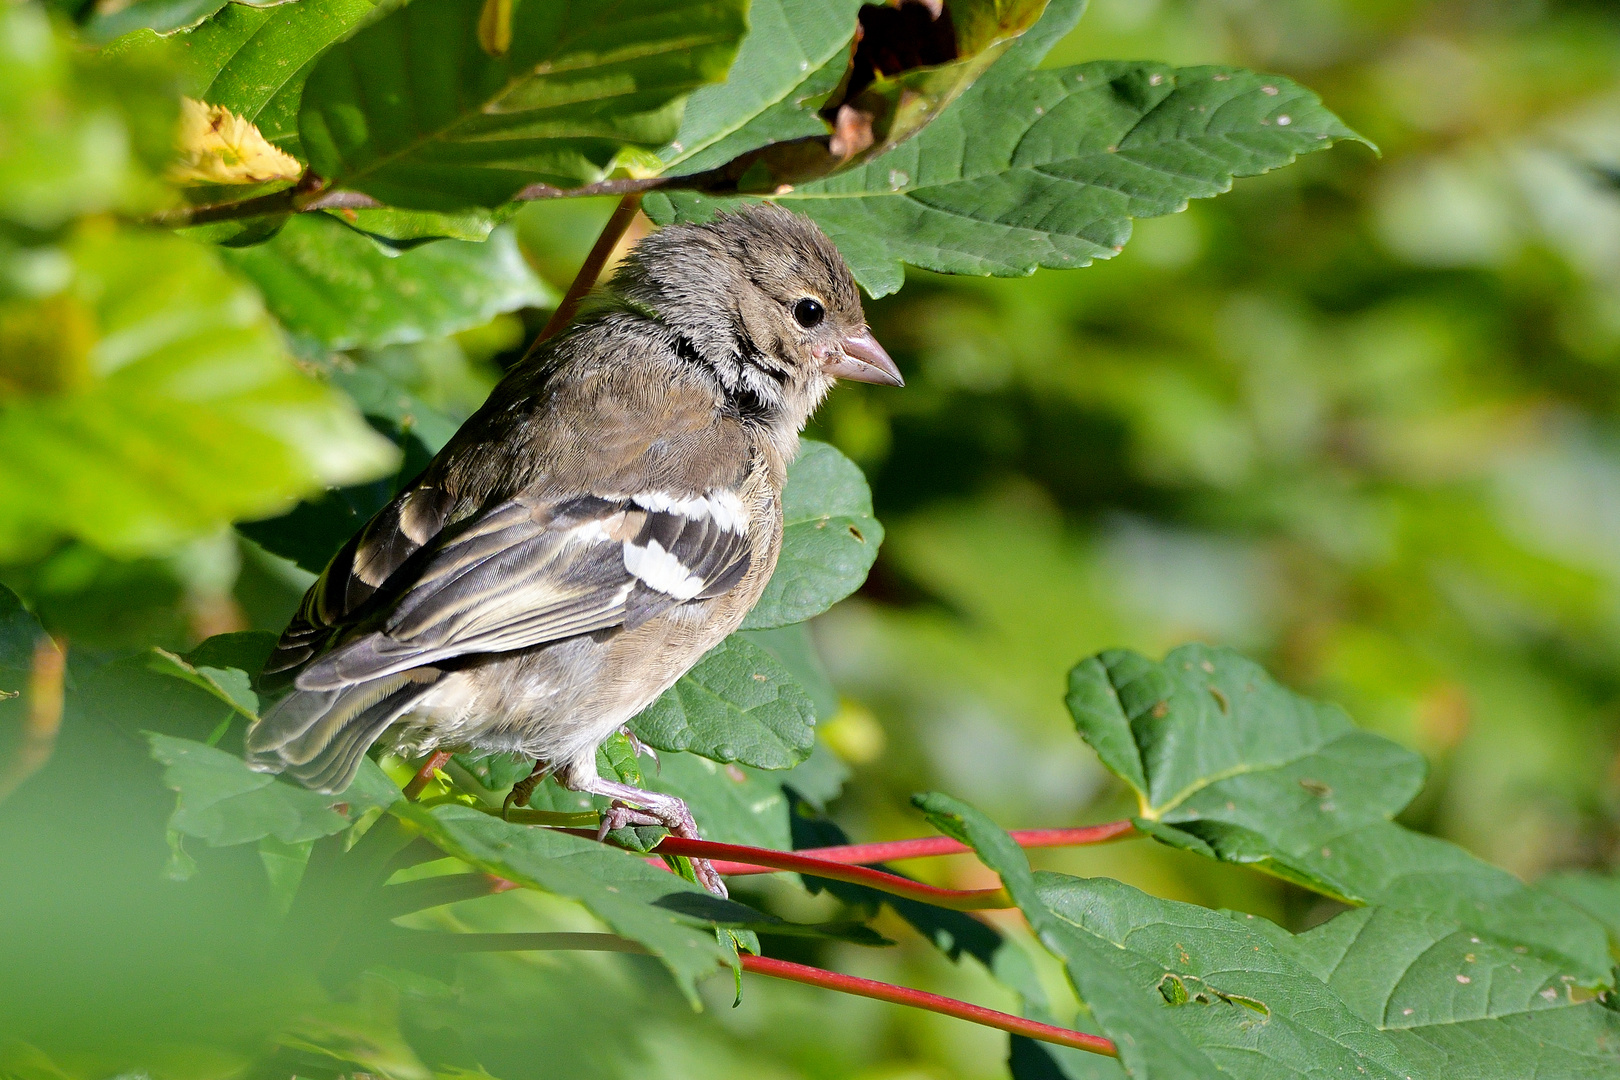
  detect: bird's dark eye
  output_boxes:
[793,297,825,328]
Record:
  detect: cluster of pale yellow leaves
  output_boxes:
[168,98,301,185]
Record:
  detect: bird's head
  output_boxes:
[610,202,902,434]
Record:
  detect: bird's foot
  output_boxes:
[577,777,727,897]
[502,759,549,819]
[616,724,660,771]
[596,801,665,835]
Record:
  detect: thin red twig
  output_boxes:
[393,930,1119,1058]
[709,823,1137,876]
[507,821,1137,910]
[645,835,1011,909]
[403,751,453,801]
[739,954,1118,1058]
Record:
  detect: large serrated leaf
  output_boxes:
[1066,644,1614,984]
[630,635,816,769]
[1275,905,1620,1080]
[149,733,400,846]
[1066,643,1426,895]
[219,213,552,350]
[650,55,1367,296]
[297,0,748,210]
[742,439,883,629]
[916,793,1415,1080]
[0,227,397,562]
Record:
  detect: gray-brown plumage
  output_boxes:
[246,204,901,893]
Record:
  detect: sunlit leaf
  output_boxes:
[159,0,396,159]
[87,0,298,44]
[219,213,552,350]
[0,4,175,230]
[650,23,1367,297]
[917,793,1417,1080]
[0,227,398,562]
[1066,644,1614,983]
[1274,904,1620,1080]
[297,0,749,209]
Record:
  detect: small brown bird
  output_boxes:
[246,204,901,894]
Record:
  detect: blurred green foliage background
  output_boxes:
[6,0,1620,1077]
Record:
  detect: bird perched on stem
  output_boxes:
[246,204,902,894]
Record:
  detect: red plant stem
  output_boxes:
[739,954,1118,1058]
[709,823,1137,876]
[403,751,453,801]
[530,192,642,352]
[521,821,1137,909]
[644,835,1012,909]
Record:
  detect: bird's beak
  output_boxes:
[824,327,904,387]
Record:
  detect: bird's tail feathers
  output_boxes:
[246,672,440,794]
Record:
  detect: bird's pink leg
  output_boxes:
[576,776,727,897]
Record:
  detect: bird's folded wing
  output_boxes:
[293,490,753,690]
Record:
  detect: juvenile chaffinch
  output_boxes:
[246,204,901,894]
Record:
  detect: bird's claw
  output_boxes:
[596,800,664,840]
[502,759,548,819]
[581,781,727,897]
[617,724,660,772]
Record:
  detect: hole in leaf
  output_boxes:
[847,524,865,542]
[1208,686,1230,714]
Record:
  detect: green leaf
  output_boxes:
[161,0,395,160]
[0,584,43,728]
[1066,643,1426,897]
[660,0,865,174]
[0,582,44,677]
[630,635,817,769]
[297,0,749,210]
[915,793,1415,1080]
[0,227,398,562]
[145,648,259,721]
[741,439,884,630]
[1277,904,1620,1080]
[87,0,297,45]
[651,53,1367,296]
[0,4,175,230]
[669,0,1053,189]
[738,621,838,720]
[1542,871,1620,945]
[149,733,401,846]
[322,206,512,247]
[219,214,552,350]
[183,629,278,683]
[1066,644,1614,984]
[397,802,748,1001]
[793,60,1367,296]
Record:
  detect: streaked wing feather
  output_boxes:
[293,489,754,691]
